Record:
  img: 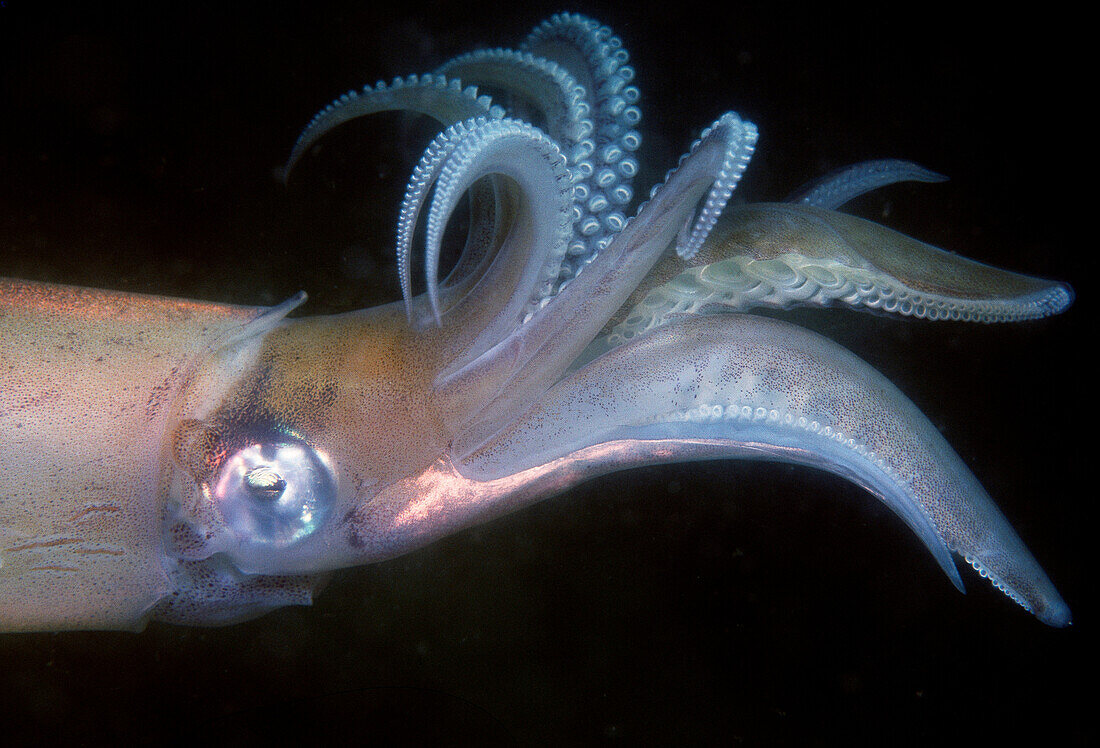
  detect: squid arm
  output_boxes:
[449,313,1071,627]
[592,201,1073,356]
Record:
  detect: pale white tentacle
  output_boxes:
[786,158,948,210]
[674,112,759,260]
[395,118,489,318]
[459,314,1071,627]
[420,118,575,325]
[521,13,643,286]
[284,74,504,177]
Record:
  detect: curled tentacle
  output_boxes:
[436,49,593,149]
[286,76,520,327]
[435,112,758,452]
[396,117,490,318]
[416,118,575,329]
[521,13,643,285]
[283,76,510,321]
[283,74,504,178]
[437,47,631,300]
[522,13,641,152]
[673,112,759,260]
[786,158,948,210]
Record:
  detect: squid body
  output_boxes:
[0,14,1073,631]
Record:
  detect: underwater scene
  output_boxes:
[1,0,1088,744]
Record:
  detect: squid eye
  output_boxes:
[210,439,335,548]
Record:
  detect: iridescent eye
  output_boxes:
[210,438,335,549]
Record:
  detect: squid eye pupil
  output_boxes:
[209,437,335,550]
[244,466,287,500]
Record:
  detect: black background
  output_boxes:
[1,1,1090,744]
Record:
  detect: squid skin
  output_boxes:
[0,13,1073,631]
[0,281,269,630]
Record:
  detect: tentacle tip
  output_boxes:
[281,146,310,184]
[1021,280,1076,320]
[1051,282,1075,315]
[919,167,949,183]
[674,212,698,260]
[945,563,966,595]
[1037,599,1072,628]
[676,244,699,261]
[282,152,312,185]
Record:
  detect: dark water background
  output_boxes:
[0,1,1090,744]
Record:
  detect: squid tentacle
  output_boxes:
[674,112,759,260]
[459,314,1071,627]
[521,13,643,284]
[420,119,575,327]
[437,47,635,301]
[283,76,515,326]
[283,74,504,178]
[435,49,593,149]
[396,117,490,318]
[435,112,758,452]
[593,202,1074,351]
[786,158,948,210]
[521,12,641,152]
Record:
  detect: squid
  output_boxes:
[0,13,1073,631]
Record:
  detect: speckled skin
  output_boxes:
[0,14,1073,631]
[1,192,1072,631]
[0,199,1073,630]
[0,280,261,630]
